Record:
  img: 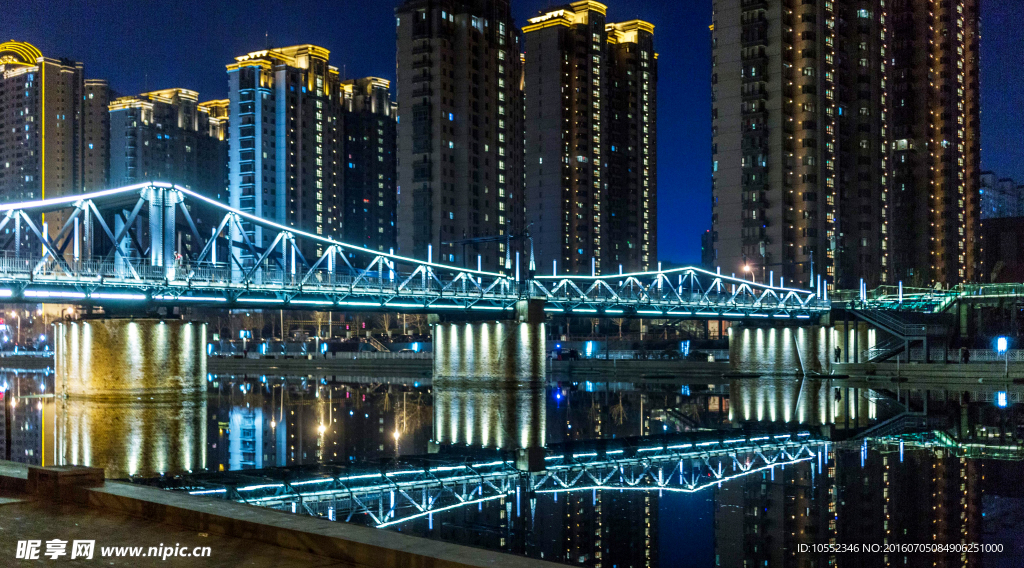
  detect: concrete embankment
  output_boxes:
[550,359,731,380]
[207,355,433,379]
[833,362,1024,385]
[0,461,566,568]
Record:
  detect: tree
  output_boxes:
[612,317,625,339]
[376,312,395,335]
[311,311,328,338]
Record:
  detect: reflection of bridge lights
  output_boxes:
[318,424,327,435]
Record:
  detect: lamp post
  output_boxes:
[997,336,1008,378]
[8,311,21,346]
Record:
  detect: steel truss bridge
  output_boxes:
[0,183,827,319]
[176,432,822,529]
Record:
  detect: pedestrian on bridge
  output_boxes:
[834,345,841,363]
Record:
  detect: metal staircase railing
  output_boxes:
[852,309,928,338]
[860,337,906,363]
[366,336,391,353]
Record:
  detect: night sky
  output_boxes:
[4,0,1021,264]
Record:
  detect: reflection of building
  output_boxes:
[228,406,266,470]
[0,40,109,246]
[2,383,53,466]
[395,0,524,271]
[835,446,982,567]
[524,2,658,274]
[714,460,828,568]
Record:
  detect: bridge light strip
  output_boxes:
[750,313,769,318]
[0,289,11,297]
[572,308,597,313]
[91,292,147,301]
[24,290,86,299]
[154,295,227,302]
[543,307,564,313]
[695,312,719,316]
[290,300,334,306]
[604,309,624,314]
[637,310,663,315]
[375,492,512,529]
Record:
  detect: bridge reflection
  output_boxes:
[180,432,824,530]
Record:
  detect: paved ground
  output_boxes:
[0,494,354,567]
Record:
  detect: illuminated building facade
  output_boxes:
[0,40,109,245]
[524,2,657,275]
[339,77,398,253]
[395,0,525,272]
[710,0,980,289]
[227,45,345,261]
[109,89,229,202]
[226,45,397,262]
[889,0,981,287]
[979,172,1023,220]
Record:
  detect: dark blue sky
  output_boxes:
[5,0,1020,264]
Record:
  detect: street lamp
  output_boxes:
[8,311,21,346]
[997,336,1009,378]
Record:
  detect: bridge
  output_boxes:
[168,432,823,529]
[0,183,826,320]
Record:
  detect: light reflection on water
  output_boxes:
[4,317,1023,566]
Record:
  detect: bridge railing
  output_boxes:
[0,251,519,305]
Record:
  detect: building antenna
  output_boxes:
[265,31,270,49]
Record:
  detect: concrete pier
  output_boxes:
[54,318,206,398]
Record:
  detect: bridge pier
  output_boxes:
[51,318,207,477]
[54,318,207,398]
[431,319,547,470]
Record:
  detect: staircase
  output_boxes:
[852,309,929,338]
[860,337,905,363]
[852,412,929,440]
[366,336,391,353]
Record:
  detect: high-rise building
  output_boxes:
[395,0,524,272]
[227,45,344,262]
[889,0,981,287]
[0,40,109,246]
[339,77,398,253]
[226,45,397,264]
[978,172,1022,220]
[523,3,657,275]
[710,0,980,289]
[109,88,229,201]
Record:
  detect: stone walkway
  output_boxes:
[0,495,352,567]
